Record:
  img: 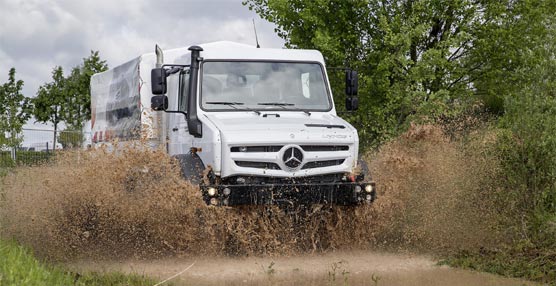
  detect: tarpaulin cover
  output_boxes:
[90,57,142,142]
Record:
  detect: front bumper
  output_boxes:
[200,181,376,206]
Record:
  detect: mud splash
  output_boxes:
[0,124,503,260]
[368,124,504,253]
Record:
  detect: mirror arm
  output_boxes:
[327,66,350,71]
[166,67,182,75]
[162,64,190,76]
[162,64,190,68]
[163,110,187,118]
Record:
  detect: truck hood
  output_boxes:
[204,112,356,143]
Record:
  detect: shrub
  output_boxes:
[0,151,54,167]
[497,87,556,247]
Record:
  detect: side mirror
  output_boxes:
[151,68,167,94]
[346,97,359,111]
[151,95,168,111]
[345,69,358,96]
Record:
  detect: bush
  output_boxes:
[0,151,54,167]
[0,152,15,168]
[447,78,556,283]
[497,90,556,246]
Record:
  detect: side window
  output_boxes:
[178,69,190,112]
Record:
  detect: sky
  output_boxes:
[0,0,284,145]
[0,0,284,97]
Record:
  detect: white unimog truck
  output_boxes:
[91,41,375,206]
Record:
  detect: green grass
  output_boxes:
[0,239,158,286]
[441,245,556,284]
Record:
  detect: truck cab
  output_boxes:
[92,41,374,206]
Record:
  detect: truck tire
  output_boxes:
[173,153,205,184]
[357,158,371,179]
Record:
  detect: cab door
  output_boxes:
[167,69,192,155]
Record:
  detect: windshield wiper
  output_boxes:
[206,101,244,106]
[257,102,311,116]
[206,101,261,115]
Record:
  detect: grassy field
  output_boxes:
[442,245,556,284]
[0,239,158,286]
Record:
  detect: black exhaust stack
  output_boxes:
[187,45,204,138]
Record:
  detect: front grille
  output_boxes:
[231,146,283,152]
[302,159,345,170]
[235,161,281,170]
[230,144,350,172]
[300,145,349,152]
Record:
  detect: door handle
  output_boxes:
[172,127,178,132]
[263,113,281,118]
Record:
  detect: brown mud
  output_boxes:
[0,124,513,284]
[69,251,535,286]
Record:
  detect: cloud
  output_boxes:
[0,0,284,98]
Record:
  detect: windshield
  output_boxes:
[201,61,331,111]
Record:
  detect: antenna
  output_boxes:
[252,19,260,48]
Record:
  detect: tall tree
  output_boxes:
[0,68,31,148]
[244,0,556,146]
[33,66,67,151]
[64,51,108,130]
[34,51,107,150]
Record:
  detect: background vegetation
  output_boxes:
[33,51,108,149]
[0,51,107,153]
[245,0,556,282]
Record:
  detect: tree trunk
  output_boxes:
[53,123,57,153]
[11,131,16,161]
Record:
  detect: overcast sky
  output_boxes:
[0,0,284,143]
[0,0,284,98]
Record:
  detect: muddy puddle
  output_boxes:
[0,124,521,284]
[68,251,535,286]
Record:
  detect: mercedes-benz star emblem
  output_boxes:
[283,146,304,169]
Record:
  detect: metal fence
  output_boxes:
[0,128,91,167]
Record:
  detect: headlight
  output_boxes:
[207,187,217,197]
[210,198,219,205]
[223,187,231,196]
[365,185,374,193]
[354,185,362,193]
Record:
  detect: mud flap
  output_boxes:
[173,153,205,184]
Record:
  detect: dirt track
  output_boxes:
[68,251,535,286]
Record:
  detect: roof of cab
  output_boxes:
[139,41,326,65]
[197,41,325,62]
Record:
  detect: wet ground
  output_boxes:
[68,251,535,286]
[3,127,536,285]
